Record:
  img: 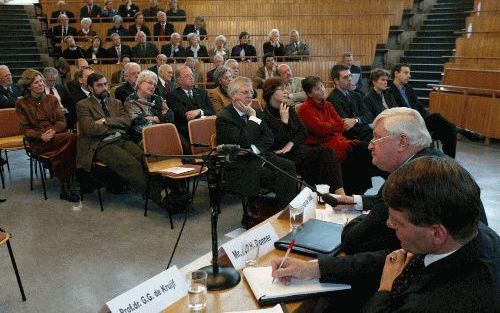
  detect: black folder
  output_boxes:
[274,219,343,257]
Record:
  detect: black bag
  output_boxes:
[242,195,280,229]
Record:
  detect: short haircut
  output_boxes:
[383,156,481,241]
[227,76,252,97]
[135,31,146,41]
[215,34,226,43]
[175,65,189,80]
[157,11,166,18]
[224,59,238,68]
[330,64,349,80]
[186,32,199,42]
[239,31,250,39]
[391,63,410,79]
[124,62,140,75]
[262,52,275,65]
[289,29,299,36]
[18,69,43,90]
[370,68,389,82]
[263,77,285,104]
[0,65,9,72]
[135,70,158,89]
[42,67,59,78]
[268,28,279,40]
[194,15,204,22]
[110,32,120,39]
[171,32,181,39]
[64,35,74,42]
[80,17,92,25]
[58,13,68,21]
[158,64,173,77]
[112,15,123,23]
[213,66,232,83]
[301,76,322,94]
[374,107,432,147]
[342,52,353,59]
[86,72,105,88]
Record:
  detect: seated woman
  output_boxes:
[208,66,233,114]
[363,68,398,125]
[124,70,174,144]
[208,35,229,60]
[76,17,97,42]
[106,15,129,38]
[85,36,107,64]
[263,29,286,61]
[262,78,345,195]
[185,33,209,61]
[296,76,385,195]
[118,0,140,18]
[16,69,79,202]
[128,12,151,41]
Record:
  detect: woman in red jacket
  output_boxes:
[296,76,385,195]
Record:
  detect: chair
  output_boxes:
[0,228,26,302]
[188,116,216,155]
[23,137,52,200]
[142,123,208,228]
[0,109,24,188]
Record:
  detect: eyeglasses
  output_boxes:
[369,134,393,145]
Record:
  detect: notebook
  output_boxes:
[224,304,284,313]
[274,219,343,257]
[243,266,350,306]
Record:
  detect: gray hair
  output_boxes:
[135,30,147,41]
[186,32,199,42]
[175,65,190,81]
[80,17,92,25]
[0,65,9,71]
[374,107,432,147]
[268,29,280,40]
[124,62,140,74]
[213,54,224,62]
[42,67,59,77]
[342,52,353,59]
[215,34,226,43]
[110,32,120,39]
[58,13,68,20]
[135,70,158,89]
[112,15,123,23]
[158,64,173,77]
[289,29,299,36]
[224,59,238,68]
[213,66,232,83]
[227,76,252,97]
[171,32,181,39]
[194,15,204,22]
[157,11,166,18]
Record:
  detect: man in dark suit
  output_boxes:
[43,67,74,129]
[111,56,130,85]
[155,64,175,100]
[67,66,95,128]
[47,14,77,57]
[131,31,159,63]
[153,11,175,41]
[142,0,162,17]
[182,16,207,41]
[148,54,167,75]
[50,1,75,23]
[216,76,297,210]
[61,36,86,62]
[230,31,257,62]
[327,64,373,142]
[114,62,140,104]
[166,0,186,22]
[284,30,309,62]
[165,65,214,142]
[160,32,186,63]
[106,33,132,64]
[387,63,459,158]
[76,72,146,192]
[342,52,363,94]
[80,0,102,18]
[0,65,21,109]
[271,156,498,313]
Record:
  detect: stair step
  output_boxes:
[433,4,473,10]
[0,37,36,42]
[409,43,456,50]
[0,54,43,61]
[435,0,474,5]
[416,30,459,37]
[409,64,445,72]
[429,8,473,13]
[424,19,465,26]
[401,56,449,64]
[414,88,433,97]
[427,13,469,19]
[0,24,32,30]
[1,61,44,68]
[405,49,453,57]
[0,47,39,54]
[420,25,464,31]
[0,19,31,25]
[407,79,440,89]
[409,71,443,80]
[9,68,44,76]
[412,36,457,43]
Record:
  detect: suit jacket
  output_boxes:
[253,66,279,89]
[182,24,207,41]
[285,77,306,106]
[363,88,398,122]
[327,88,373,142]
[153,22,175,41]
[166,9,186,22]
[284,41,310,61]
[118,4,139,18]
[160,44,186,63]
[79,4,102,18]
[0,85,21,109]
[128,25,151,41]
[165,87,214,138]
[50,10,75,22]
[132,42,159,61]
[106,44,132,63]
[62,46,86,61]
[387,81,427,118]
[185,45,209,60]
[49,25,77,47]
[106,26,128,39]
[76,96,131,171]
[155,79,176,100]
[230,44,257,62]
[111,69,124,85]
[208,86,232,114]
[114,82,135,104]
[85,46,107,64]
[263,41,286,59]
[349,64,363,91]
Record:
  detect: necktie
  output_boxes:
[345,91,352,102]
[240,114,248,125]
[100,99,111,117]
[187,90,194,102]
[49,87,54,95]
[391,254,425,299]
[7,86,12,95]
[164,81,170,93]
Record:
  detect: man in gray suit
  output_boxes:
[132,31,159,63]
[277,64,306,106]
[284,30,309,62]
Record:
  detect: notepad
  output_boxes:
[225,304,284,313]
[159,166,196,174]
[243,266,350,306]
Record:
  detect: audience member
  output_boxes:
[208,35,229,59]
[253,53,279,89]
[106,15,128,38]
[62,36,86,61]
[76,17,97,41]
[284,30,309,61]
[216,76,296,209]
[160,32,185,63]
[184,57,204,88]
[166,65,214,145]
[206,54,224,88]
[51,1,75,23]
[155,64,175,99]
[363,68,397,121]
[208,66,233,113]
[277,64,305,106]
[327,64,373,142]
[185,33,209,61]
[296,76,383,195]
[128,12,151,41]
[111,56,130,84]
[85,36,107,64]
[115,62,140,103]
[65,58,89,95]
[0,65,21,109]
[80,0,102,18]
[183,16,207,41]
[341,52,363,94]
[166,0,186,22]
[76,72,146,192]
[224,59,240,76]
[262,78,345,194]
[106,33,132,64]
[153,11,174,41]
[230,31,257,62]
[387,64,458,158]
[16,69,79,202]
[148,54,167,75]
[118,0,139,18]
[67,66,95,128]
[125,70,174,143]
[42,67,71,123]
[48,14,77,57]
[101,0,118,17]
[142,0,162,17]
[132,31,159,62]
[263,29,286,61]
[271,156,497,313]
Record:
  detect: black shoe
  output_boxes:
[458,128,483,142]
[60,187,80,202]
[0,198,6,203]
[0,157,6,166]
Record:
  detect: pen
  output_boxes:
[272,239,295,284]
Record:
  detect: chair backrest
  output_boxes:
[0,108,22,138]
[188,116,216,154]
[210,133,217,149]
[142,123,183,156]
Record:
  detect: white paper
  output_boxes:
[288,187,317,222]
[106,266,188,313]
[160,167,195,174]
[351,73,361,85]
[315,205,362,225]
[225,304,284,313]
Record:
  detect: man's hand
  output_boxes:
[279,102,289,124]
[342,118,357,130]
[185,109,201,120]
[275,141,293,155]
[161,106,169,115]
[94,118,105,125]
[40,129,56,142]
[379,249,413,292]
[270,258,320,285]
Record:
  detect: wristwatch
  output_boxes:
[355,118,360,124]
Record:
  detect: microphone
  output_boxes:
[320,192,354,207]
[215,144,241,153]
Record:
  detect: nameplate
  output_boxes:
[278,187,317,222]
[106,266,188,313]
[220,222,279,270]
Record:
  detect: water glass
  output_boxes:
[187,270,207,311]
[289,206,304,230]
